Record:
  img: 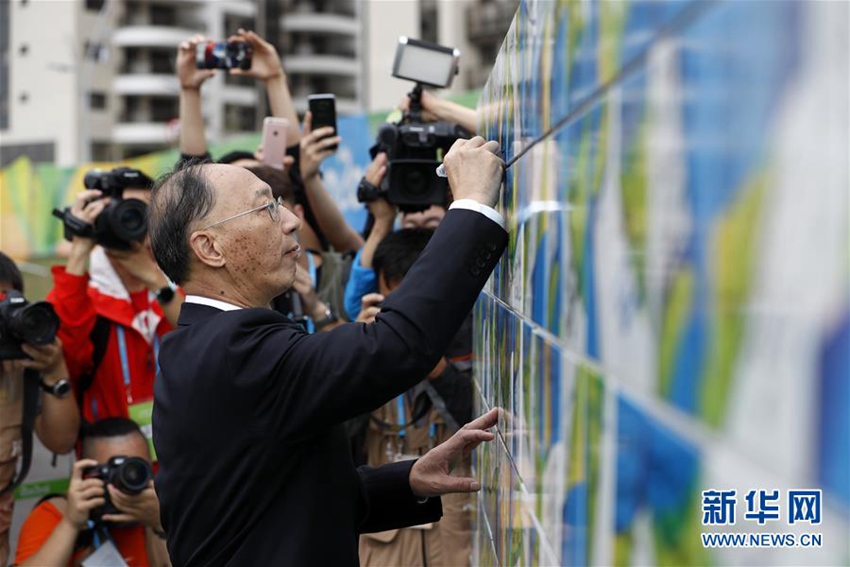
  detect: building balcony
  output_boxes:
[113,74,179,97]
[282,54,359,76]
[112,122,170,145]
[112,26,200,48]
[281,13,359,36]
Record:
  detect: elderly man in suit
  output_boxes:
[148,136,507,565]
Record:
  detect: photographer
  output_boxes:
[177,30,355,255]
[48,179,180,428]
[13,418,168,566]
[354,230,474,566]
[0,252,79,566]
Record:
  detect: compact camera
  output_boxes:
[53,167,153,250]
[0,290,59,360]
[196,40,252,70]
[361,38,470,212]
[84,456,154,520]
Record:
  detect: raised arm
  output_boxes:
[229,29,301,145]
[177,35,216,158]
[398,89,479,135]
[264,138,507,436]
[299,112,363,252]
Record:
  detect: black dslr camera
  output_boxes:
[360,38,471,212]
[0,290,59,360]
[53,167,153,250]
[83,456,153,520]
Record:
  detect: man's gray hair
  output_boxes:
[149,164,216,285]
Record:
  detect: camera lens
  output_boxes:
[115,457,153,494]
[108,199,148,243]
[404,168,429,196]
[10,302,59,345]
[120,207,145,232]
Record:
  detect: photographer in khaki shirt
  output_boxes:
[0,252,80,565]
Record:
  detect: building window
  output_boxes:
[151,49,172,74]
[89,92,108,110]
[150,97,178,122]
[150,4,176,26]
[85,0,106,11]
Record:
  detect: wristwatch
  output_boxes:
[41,378,72,399]
[313,305,339,330]
[156,282,177,305]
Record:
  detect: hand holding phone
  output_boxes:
[261,117,290,170]
[307,94,338,151]
[195,41,252,70]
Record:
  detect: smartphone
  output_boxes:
[195,41,252,70]
[261,117,289,170]
[307,94,338,151]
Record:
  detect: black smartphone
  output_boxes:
[307,94,338,151]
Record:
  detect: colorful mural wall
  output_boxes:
[472,1,849,565]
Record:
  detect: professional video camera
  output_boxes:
[359,37,471,212]
[83,456,154,520]
[0,290,59,360]
[52,167,153,250]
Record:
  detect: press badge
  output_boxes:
[82,540,128,567]
[128,400,156,460]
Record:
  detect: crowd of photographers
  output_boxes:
[0,29,484,566]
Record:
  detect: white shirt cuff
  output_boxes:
[449,199,505,229]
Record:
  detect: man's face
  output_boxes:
[197,165,301,301]
[401,205,445,230]
[84,432,151,466]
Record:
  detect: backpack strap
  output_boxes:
[75,316,112,409]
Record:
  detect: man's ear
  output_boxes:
[189,230,226,269]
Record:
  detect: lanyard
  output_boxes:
[116,326,160,405]
[305,252,318,334]
[396,395,406,438]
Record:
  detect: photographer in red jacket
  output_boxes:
[49,170,182,443]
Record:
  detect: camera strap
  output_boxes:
[0,368,40,496]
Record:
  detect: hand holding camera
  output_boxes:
[65,459,107,530]
[178,34,217,90]
[225,29,283,82]
[82,456,155,525]
[19,337,67,381]
[53,167,152,252]
[0,290,59,360]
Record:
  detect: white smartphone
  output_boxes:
[261,117,289,170]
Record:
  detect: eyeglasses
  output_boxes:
[200,196,285,231]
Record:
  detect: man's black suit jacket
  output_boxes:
[152,209,507,565]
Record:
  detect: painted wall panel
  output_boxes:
[473,0,849,564]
